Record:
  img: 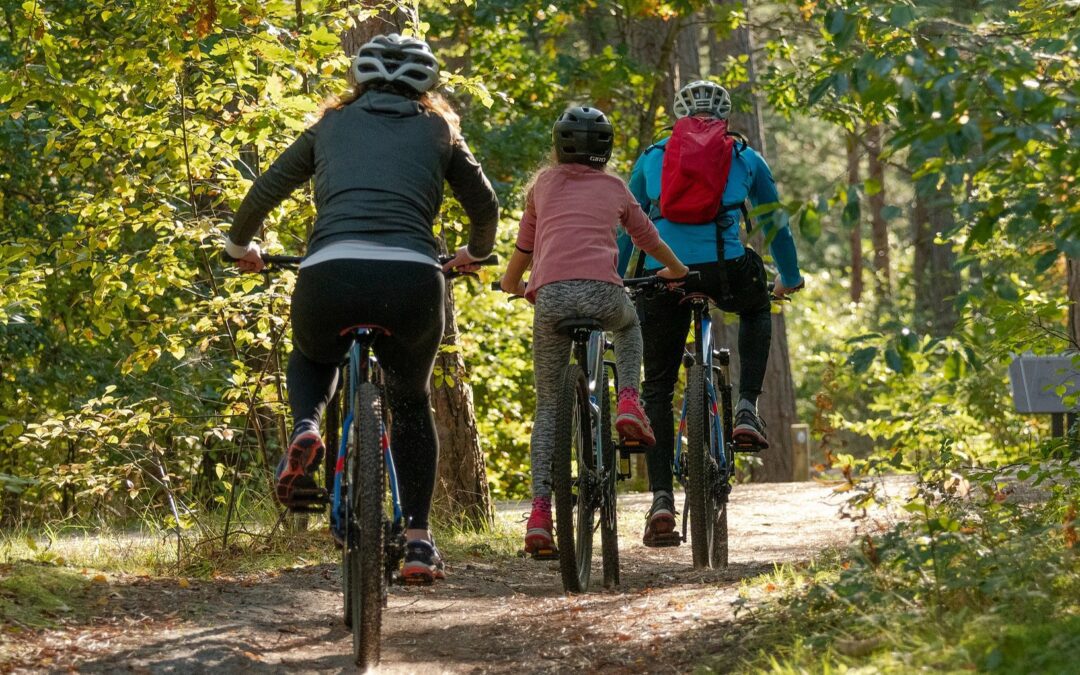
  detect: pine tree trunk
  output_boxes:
[912,182,959,336]
[866,124,890,297]
[676,18,701,87]
[625,13,681,153]
[431,285,494,528]
[709,0,796,482]
[847,131,864,304]
[1069,259,1080,349]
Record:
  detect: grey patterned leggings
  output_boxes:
[530,280,642,498]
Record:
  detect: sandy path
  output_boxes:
[4,480,907,674]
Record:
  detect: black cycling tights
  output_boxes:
[288,258,445,530]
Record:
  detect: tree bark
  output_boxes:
[709,0,797,482]
[431,285,494,528]
[676,18,702,88]
[626,14,681,153]
[1069,259,1080,349]
[912,181,959,336]
[709,1,766,154]
[847,131,864,304]
[866,124,890,297]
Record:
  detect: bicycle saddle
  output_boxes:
[555,317,604,333]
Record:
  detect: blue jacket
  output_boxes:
[617,137,803,288]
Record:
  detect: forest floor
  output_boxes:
[0,479,910,674]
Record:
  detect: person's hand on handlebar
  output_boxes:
[499,275,527,297]
[656,262,691,283]
[225,238,265,273]
[441,245,486,274]
[772,276,805,299]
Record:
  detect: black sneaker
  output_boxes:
[733,408,769,450]
[642,491,680,547]
[400,540,446,584]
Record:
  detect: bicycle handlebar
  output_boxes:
[222,250,499,275]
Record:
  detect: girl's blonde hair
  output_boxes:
[322,84,462,140]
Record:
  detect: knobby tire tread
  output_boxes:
[599,369,619,588]
[553,364,591,592]
[351,382,385,668]
[686,364,714,569]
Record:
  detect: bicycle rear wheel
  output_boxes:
[348,382,386,668]
[599,367,619,588]
[552,363,595,592]
[686,364,722,569]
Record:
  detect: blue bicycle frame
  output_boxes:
[673,311,731,483]
[331,329,404,541]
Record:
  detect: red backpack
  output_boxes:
[659,116,736,224]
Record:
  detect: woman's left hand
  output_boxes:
[234,243,265,273]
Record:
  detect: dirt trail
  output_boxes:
[4,480,907,673]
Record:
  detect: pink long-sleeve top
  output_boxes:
[516,163,662,303]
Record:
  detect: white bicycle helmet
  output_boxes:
[673,80,732,119]
[351,33,440,94]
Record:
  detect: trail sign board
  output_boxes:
[1008,354,1080,414]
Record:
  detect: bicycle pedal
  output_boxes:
[733,442,766,453]
[285,488,328,513]
[646,532,682,548]
[529,548,559,561]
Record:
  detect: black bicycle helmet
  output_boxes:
[552,106,614,166]
[352,33,440,94]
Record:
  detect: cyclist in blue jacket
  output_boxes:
[618,80,804,547]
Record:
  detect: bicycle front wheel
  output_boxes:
[685,364,721,569]
[552,363,595,592]
[349,382,386,668]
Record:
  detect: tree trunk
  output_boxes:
[676,18,702,88]
[626,13,681,153]
[709,1,766,154]
[912,181,959,336]
[431,285,494,528]
[709,0,797,482]
[866,124,890,297]
[847,131,864,304]
[1070,259,1080,349]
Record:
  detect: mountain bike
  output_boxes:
[492,273,697,592]
[239,251,495,669]
[632,278,797,569]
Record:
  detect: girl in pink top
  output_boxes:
[499,107,687,556]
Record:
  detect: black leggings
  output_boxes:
[638,251,772,492]
[288,259,445,530]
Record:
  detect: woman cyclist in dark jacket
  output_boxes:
[224,34,499,583]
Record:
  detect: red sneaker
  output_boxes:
[615,388,656,445]
[524,497,558,558]
[274,431,324,508]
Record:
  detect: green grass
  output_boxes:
[0,561,94,629]
[696,497,1080,674]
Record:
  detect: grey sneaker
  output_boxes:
[733,408,769,449]
[642,491,680,547]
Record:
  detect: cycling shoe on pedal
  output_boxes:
[524,497,559,559]
[643,491,681,547]
[275,431,326,510]
[400,540,446,584]
[615,388,656,446]
[732,407,769,451]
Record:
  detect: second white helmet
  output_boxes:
[673,80,731,119]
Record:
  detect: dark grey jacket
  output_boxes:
[228,91,499,260]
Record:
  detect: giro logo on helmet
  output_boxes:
[352,33,441,94]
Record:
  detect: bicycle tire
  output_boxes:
[599,368,619,588]
[713,368,733,569]
[350,382,386,668]
[552,363,594,592]
[686,364,718,569]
